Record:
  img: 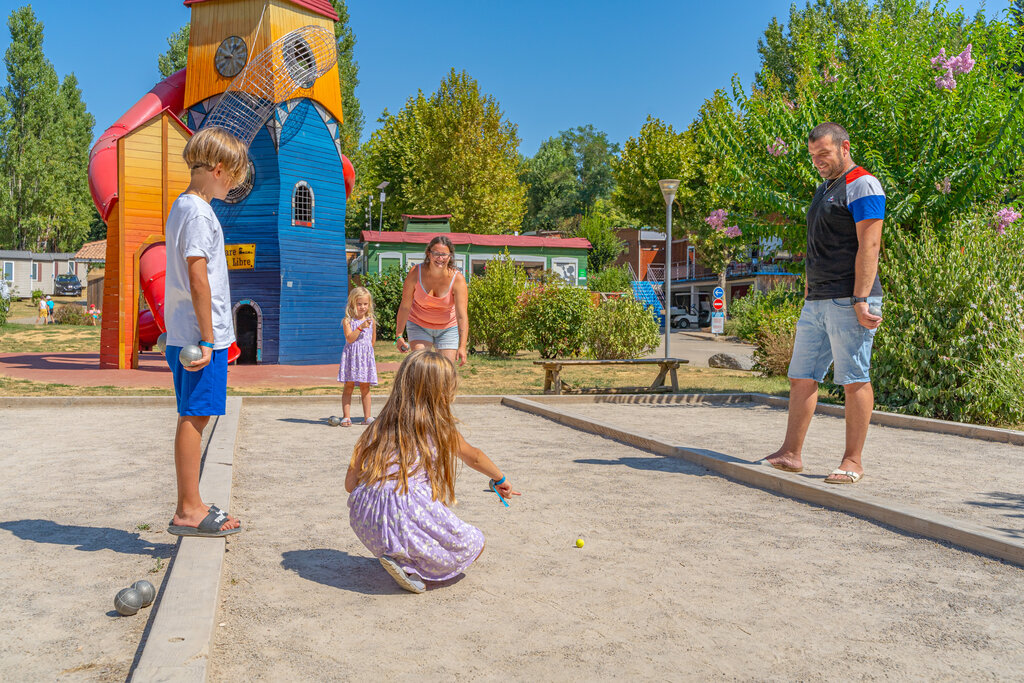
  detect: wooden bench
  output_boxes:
[533,358,689,395]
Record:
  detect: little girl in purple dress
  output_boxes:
[345,350,521,593]
[338,287,378,426]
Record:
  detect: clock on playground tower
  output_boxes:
[215,35,247,78]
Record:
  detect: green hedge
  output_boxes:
[586,296,660,359]
[467,252,531,357]
[361,265,406,341]
[520,280,592,358]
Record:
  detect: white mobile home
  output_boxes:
[0,250,88,298]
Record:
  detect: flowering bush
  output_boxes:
[698,2,1024,252]
[520,280,592,358]
[872,212,1024,426]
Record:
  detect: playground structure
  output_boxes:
[88,0,355,368]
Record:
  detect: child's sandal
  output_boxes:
[340,417,352,427]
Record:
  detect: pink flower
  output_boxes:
[930,48,948,70]
[724,225,743,238]
[994,207,1021,235]
[948,45,975,75]
[705,209,728,230]
[784,99,798,111]
[935,177,951,194]
[935,69,957,91]
[822,67,838,84]
[767,136,789,157]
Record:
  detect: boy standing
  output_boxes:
[164,126,248,537]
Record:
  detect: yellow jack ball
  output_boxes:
[575,538,584,548]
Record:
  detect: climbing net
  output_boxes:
[202,25,338,146]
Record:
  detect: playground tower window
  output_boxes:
[292,182,314,226]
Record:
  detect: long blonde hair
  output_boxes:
[351,349,460,503]
[345,286,375,321]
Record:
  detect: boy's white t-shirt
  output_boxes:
[163,193,235,350]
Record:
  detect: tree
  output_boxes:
[330,0,363,155]
[360,69,526,233]
[612,116,698,229]
[0,6,93,252]
[575,198,629,274]
[158,24,189,78]
[522,125,618,232]
[700,0,1024,253]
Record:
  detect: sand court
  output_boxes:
[209,401,1024,681]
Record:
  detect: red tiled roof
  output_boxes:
[74,239,106,261]
[183,0,339,22]
[361,231,591,250]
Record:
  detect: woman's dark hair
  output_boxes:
[423,235,457,271]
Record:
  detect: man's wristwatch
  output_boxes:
[852,297,869,303]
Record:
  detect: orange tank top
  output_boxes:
[409,265,458,329]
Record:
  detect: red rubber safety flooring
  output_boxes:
[0,352,400,389]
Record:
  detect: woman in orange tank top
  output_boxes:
[395,235,469,366]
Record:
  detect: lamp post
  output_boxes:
[658,179,680,359]
[376,180,390,231]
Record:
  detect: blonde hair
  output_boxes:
[345,286,375,320]
[351,350,460,504]
[182,126,249,185]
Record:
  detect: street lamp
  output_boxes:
[658,179,680,359]
[376,180,390,231]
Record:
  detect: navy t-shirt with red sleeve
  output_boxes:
[805,165,886,300]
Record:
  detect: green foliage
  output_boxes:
[361,265,405,341]
[575,201,627,274]
[521,125,619,231]
[520,281,592,358]
[157,24,189,78]
[466,251,531,357]
[586,296,660,359]
[612,116,697,228]
[53,303,89,326]
[872,214,1024,426]
[727,283,804,342]
[360,69,526,233]
[30,289,42,304]
[0,289,8,326]
[329,0,363,154]
[587,265,631,293]
[699,0,1024,253]
[0,6,95,251]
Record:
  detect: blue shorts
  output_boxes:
[406,321,460,350]
[787,297,882,385]
[166,346,229,416]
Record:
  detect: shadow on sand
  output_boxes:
[0,519,174,557]
[281,549,465,594]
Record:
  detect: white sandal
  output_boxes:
[825,468,862,484]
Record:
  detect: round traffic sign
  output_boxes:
[713,287,725,299]
[712,298,725,311]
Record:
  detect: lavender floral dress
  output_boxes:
[337,318,378,385]
[348,452,485,581]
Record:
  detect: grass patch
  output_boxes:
[0,323,100,353]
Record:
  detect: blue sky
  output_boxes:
[0,0,997,156]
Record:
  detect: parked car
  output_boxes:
[670,306,701,329]
[53,273,83,296]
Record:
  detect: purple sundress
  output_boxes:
[348,452,485,581]
[337,318,378,385]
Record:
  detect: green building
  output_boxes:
[360,215,591,285]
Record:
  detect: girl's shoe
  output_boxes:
[340,417,352,427]
[379,555,425,593]
[364,417,375,426]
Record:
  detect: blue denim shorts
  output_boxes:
[166,346,228,416]
[406,321,460,350]
[787,296,882,385]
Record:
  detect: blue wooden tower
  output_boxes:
[182,0,352,365]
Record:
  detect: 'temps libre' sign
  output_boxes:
[225,244,255,270]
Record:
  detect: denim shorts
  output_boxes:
[787,296,882,385]
[166,346,228,416]
[406,321,460,350]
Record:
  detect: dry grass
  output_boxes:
[0,323,100,353]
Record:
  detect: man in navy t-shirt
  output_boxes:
[765,122,885,485]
